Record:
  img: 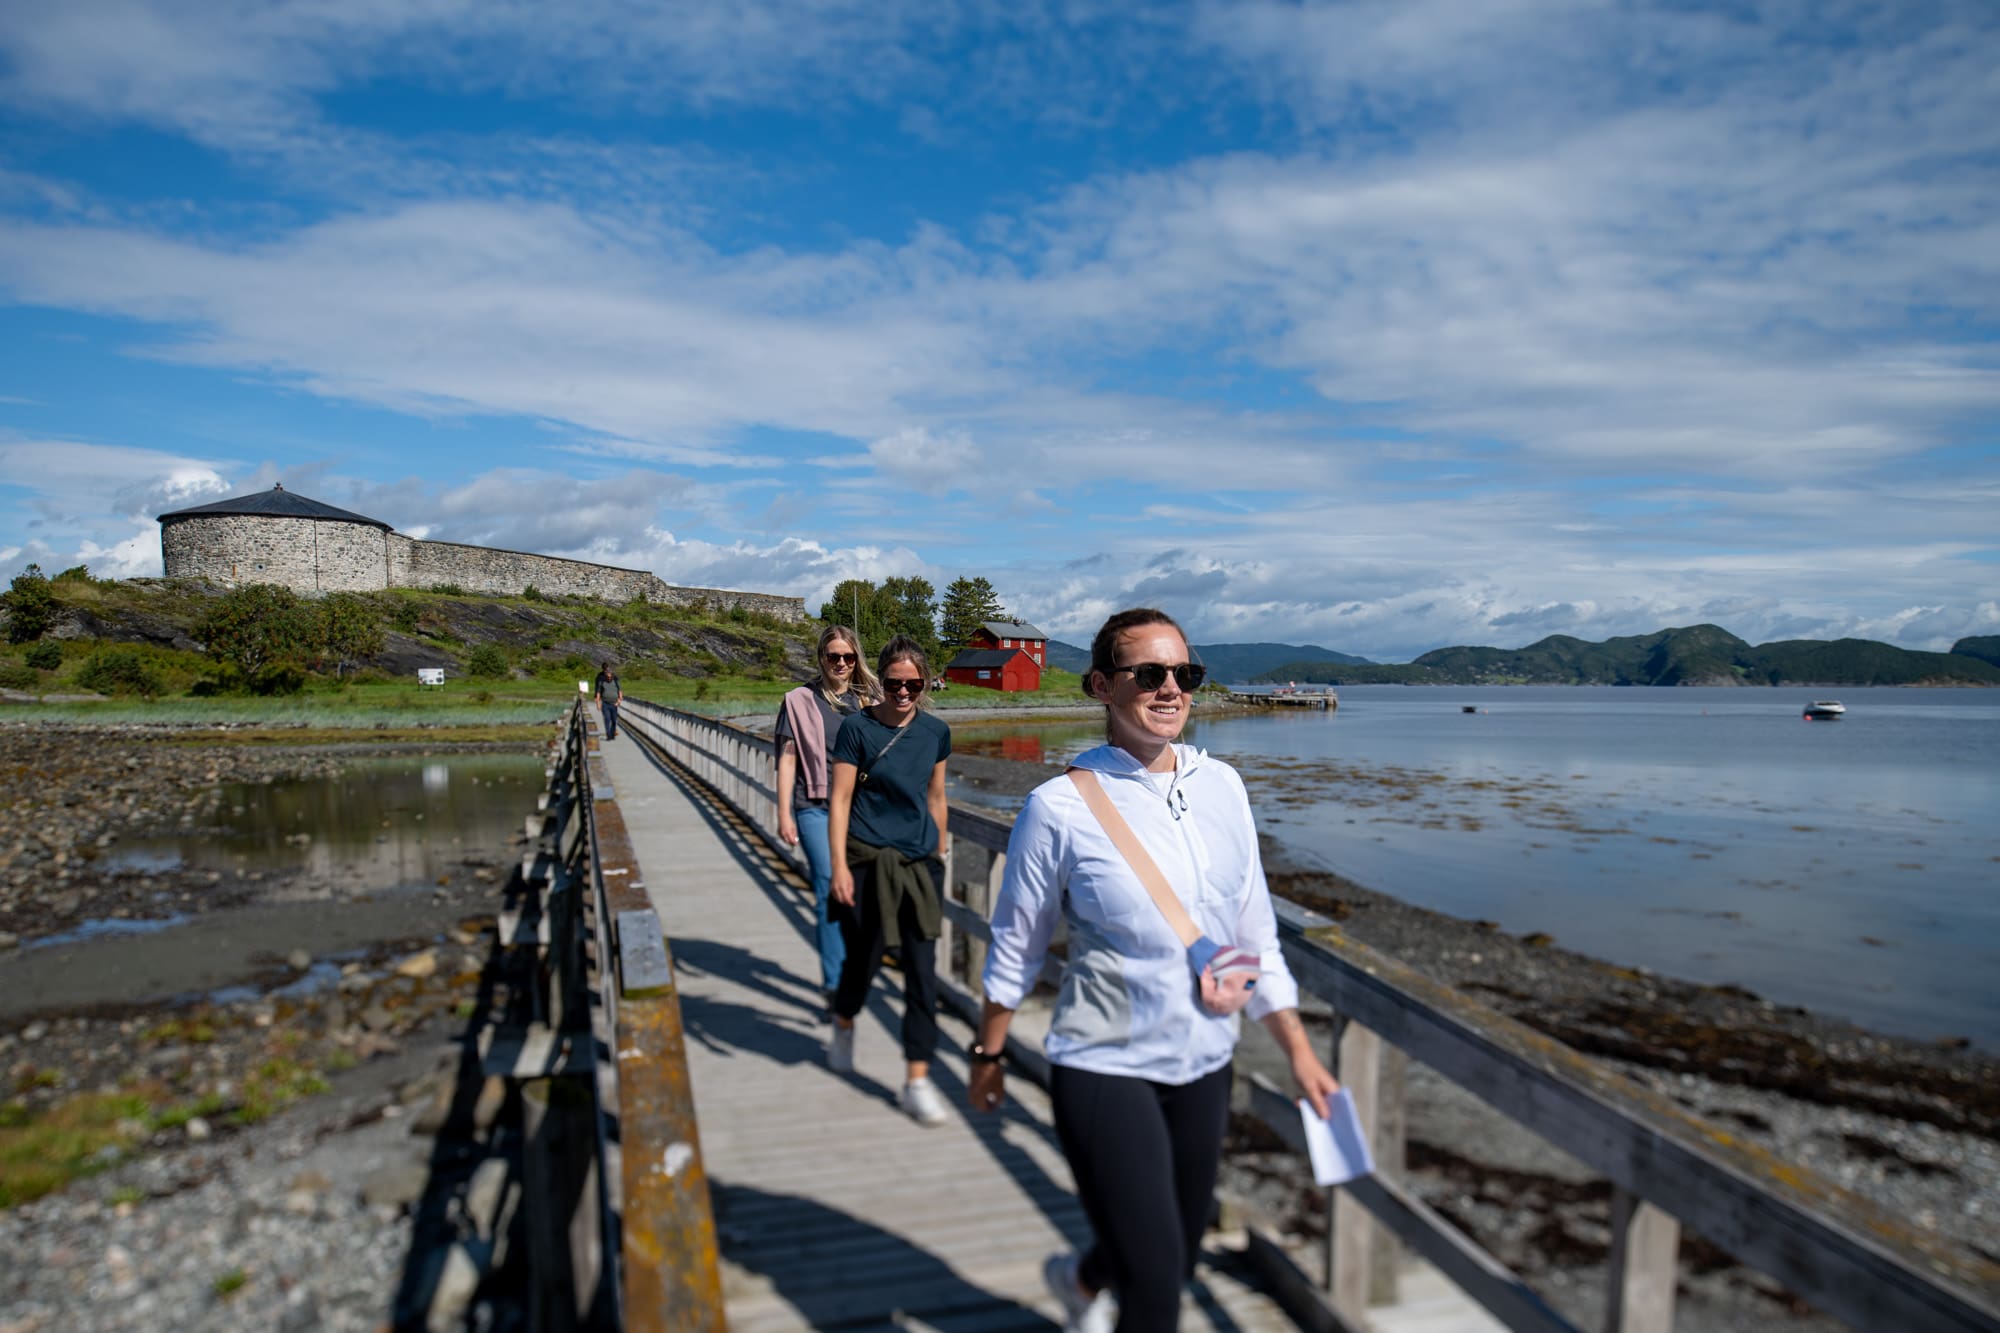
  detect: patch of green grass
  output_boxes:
[108,1185,145,1206]
[228,1058,331,1126]
[213,1268,248,1298]
[152,1092,228,1131]
[144,1018,218,1044]
[0,1092,153,1207]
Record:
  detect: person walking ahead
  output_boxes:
[774,624,877,1007]
[970,607,1338,1332]
[592,661,622,740]
[826,635,954,1126]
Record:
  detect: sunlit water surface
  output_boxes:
[950,686,2000,1047]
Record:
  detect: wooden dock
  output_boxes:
[598,721,1296,1331]
[1224,689,1337,710]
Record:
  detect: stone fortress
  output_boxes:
[158,484,806,620]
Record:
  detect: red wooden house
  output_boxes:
[944,618,1048,692]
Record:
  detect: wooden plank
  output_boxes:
[616,909,674,998]
[1272,902,2000,1333]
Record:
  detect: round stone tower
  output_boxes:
[158,483,393,593]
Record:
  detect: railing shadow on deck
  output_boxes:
[620,695,2000,1333]
[708,1180,1056,1331]
[617,708,1081,1212]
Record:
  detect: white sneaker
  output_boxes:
[827,1021,854,1074]
[900,1077,949,1127]
[1042,1252,1113,1333]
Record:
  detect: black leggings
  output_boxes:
[831,859,940,1062]
[1049,1062,1232,1332]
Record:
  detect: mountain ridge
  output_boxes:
[1251,624,2000,687]
[1043,639,1371,682]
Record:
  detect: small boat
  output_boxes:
[1461,705,1479,714]
[1803,700,1845,720]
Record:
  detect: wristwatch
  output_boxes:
[968,1041,1004,1066]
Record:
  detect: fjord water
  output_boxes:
[962,687,2000,1047]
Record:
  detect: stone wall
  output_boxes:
[384,534,806,619]
[167,516,806,620]
[163,515,388,593]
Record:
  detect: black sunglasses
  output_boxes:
[823,652,857,665]
[1109,661,1206,692]
[882,677,925,696]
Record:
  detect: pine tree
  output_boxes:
[938,577,1004,652]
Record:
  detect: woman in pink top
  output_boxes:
[775,625,879,1006]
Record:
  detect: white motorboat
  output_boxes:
[1803,700,1846,720]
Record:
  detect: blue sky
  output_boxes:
[1,1,1995,661]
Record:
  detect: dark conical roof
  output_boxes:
[158,483,391,531]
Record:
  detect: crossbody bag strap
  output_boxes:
[1066,767,1200,948]
[859,714,914,782]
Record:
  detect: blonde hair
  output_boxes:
[817,624,879,706]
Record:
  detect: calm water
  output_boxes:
[950,687,2000,1047]
[107,754,546,888]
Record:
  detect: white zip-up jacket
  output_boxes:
[982,742,1300,1084]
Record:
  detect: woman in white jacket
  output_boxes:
[968,608,1338,1333]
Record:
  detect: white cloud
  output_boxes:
[2,2,1997,656]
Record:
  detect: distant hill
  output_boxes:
[1043,639,1372,682]
[1254,624,2000,687]
[1954,635,2000,668]
[1045,639,1091,673]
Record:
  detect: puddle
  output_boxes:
[24,915,194,951]
[104,754,545,890]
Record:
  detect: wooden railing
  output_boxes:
[618,697,2000,1333]
[505,701,725,1330]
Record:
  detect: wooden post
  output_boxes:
[968,849,1004,999]
[1606,1186,1679,1333]
[938,840,957,985]
[1370,1044,1406,1305]
[1327,1018,1382,1320]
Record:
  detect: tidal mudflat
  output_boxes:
[0,725,544,1329]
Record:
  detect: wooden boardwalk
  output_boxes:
[598,728,1299,1332]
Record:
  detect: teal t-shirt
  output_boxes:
[832,710,953,860]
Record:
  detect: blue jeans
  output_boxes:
[600,699,619,739]
[793,805,845,993]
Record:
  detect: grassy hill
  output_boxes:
[0,574,1092,721]
[1255,624,2000,687]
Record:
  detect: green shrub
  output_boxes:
[75,648,164,698]
[3,565,58,644]
[466,643,510,678]
[0,662,37,690]
[522,584,543,602]
[427,583,466,596]
[51,565,97,585]
[23,640,61,671]
[312,593,384,678]
[192,584,310,684]
[387,597,420,633]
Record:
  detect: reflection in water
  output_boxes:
[106,753,545,890]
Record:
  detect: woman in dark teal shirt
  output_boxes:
[826,635,953,1126]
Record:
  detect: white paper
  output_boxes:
[1299,1090,1375,1186]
